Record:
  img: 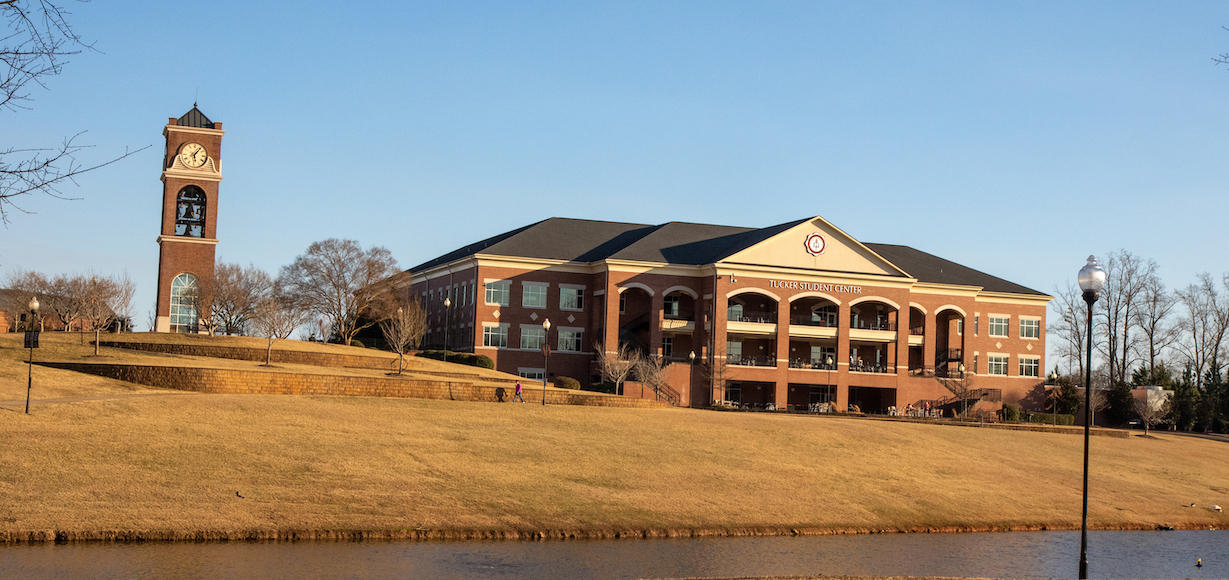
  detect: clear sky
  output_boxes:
[4,1,1227,365]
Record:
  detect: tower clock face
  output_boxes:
[178,143,207,168]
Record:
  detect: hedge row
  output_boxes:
[415,350,495,369]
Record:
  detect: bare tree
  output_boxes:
[211,261,271,336]
[1135,392,1172,436]
[280,238,399,347]
[633,353,671,402]
[938,369,976,419]
[1176,273,1229,389]
[80,272,133,355]
[3,267,44,328]
[1,1,145,223]
[378,292,427,375]
[249,281,311,366]
[1135,280,1181,377]
[1050,281,1090,378]
[703,343,734,405]
[1076,385,1111,424]
[1098,250,1154,387]
[594,341,640,396]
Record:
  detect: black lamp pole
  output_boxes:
[26,296,39,415]
[1077,255,1106,580]
[542,319,551,406]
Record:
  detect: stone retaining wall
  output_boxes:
[40,362,667,408]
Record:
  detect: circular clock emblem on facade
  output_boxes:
[804,232,826,256]
[178,142,207,169]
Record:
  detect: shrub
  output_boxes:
[414,351,494,369]
[1028,413,1075,426]
[554,376,580,390]
[348,339,365,349]
[584,381,617,394]
[1002,404,1021,422]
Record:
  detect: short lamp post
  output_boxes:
[958,363,967,419]
[26,296,39,415]
[1076,255,1106,580]
[442,296,451,359]
[1050,370,1060,426]
[541,319,551,406]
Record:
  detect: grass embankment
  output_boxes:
[0,333,1226,541]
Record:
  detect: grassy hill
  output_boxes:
[0,332,1226,541]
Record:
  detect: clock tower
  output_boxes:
[154,105,224,333]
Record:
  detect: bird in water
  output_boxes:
[1196,558,1202,568]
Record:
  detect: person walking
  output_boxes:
[513,382,525,403]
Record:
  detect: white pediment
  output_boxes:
[721,216,906,276]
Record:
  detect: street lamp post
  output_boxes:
[1050,370,1060,426]
[26,296,40,415]
[442,296,451,360]
[541,319,551,406]
[1077,255,1106,580]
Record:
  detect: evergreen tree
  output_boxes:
[1196,363,1226,433]
[1106,381,1137,426]
[1168,365,1201,431]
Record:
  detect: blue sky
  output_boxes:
[3,1,1227,361]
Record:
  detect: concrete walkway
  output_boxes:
[0,391,200,407]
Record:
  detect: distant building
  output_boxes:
[397,215,1052,412]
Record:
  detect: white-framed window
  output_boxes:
[522,282,547,308]
[560,286,584,311]
[973,352,979,374]
[518,368,545,381]
[520,326,545,350]
[812,305,837,326]
[558,328,583,352]
[727,303,744,321]
[485,280,510,306]
[989,316,1009,338]
[662,336,673,357]
[169,273,199,334]
[988,355,1008,376]
[482,324,508,348]
[1019,356,1040,377]
[956,319,963,335]
[1020,318,1040,339]
[664,295,679,317]
[619,292,626,314]
[974,315,979,336]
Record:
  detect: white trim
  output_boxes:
[934,304,967,317]
[848,296,901,311]
[908,302,927,315]
[618,282,655,296]
[156,235,219,246]
[726,287,782,302]
[662,285,699,299]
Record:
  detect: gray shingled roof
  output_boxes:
[864,243,1046,296]
[410,217,1046,296]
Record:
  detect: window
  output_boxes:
[169,273,199,333]
[988,355,1008,376]
[1020,319,1040,339]
[727,303,744,321]
[522,283,547,308]
[956,319,963,335]
[989,316,1009,338]
[811,345,835,366]
[619,292,626,314]
[973,353,979,373]
[482,325,507,348]
[485,281,509,306]
[175,186,207,237]
[727,341,742,362]
[1019,356,1040,377]
[974,315,979,336]
[812,305,837,326]
[663,295,679,317]
[661,336,673,357]
[560,287,584,310]
[518,368,545,381]
[520,326,545,350]
[558,329,582,352]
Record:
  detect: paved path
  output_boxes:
[0,391,199,407]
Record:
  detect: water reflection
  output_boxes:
[0,530,1224,579]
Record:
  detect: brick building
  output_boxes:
[399,215,1052,412]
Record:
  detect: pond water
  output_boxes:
[1,530,1225,579]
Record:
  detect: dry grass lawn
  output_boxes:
[0,333,1226,541]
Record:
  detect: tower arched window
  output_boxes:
[175,186,206,237]
[170,273,199,333]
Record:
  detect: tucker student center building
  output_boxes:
[401,215,1051,413]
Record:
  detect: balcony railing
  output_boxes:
[790,315,838,328]
[849,362,896,374]
[728,354,775,367]
[729,312,777,324]
[851,320,896,331]
[909,325,925,335]
[789,358,837,370]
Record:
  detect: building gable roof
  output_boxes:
[408,216,1047,298]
